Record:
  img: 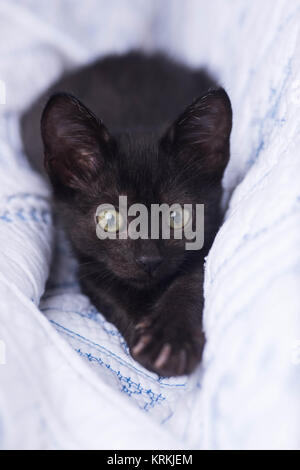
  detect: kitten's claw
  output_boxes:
[135,318,152,331]
[130,318,205,377]
[132,334,152,355]
[154,343,172,369]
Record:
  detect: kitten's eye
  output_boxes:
[97,209,123,232]
[169,208,190,229]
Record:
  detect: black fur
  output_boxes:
[21,52,232,377]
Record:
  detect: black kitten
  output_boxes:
[21,52,232,377]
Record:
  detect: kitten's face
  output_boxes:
[41,91,232,288]
[60,141,207,288]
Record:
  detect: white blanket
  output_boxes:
[0,0,299,450]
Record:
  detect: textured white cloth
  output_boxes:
[0,0,299,450]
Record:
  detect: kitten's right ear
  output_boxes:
[41,93,114,194]
[161,88,232,179]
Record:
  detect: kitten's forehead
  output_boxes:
[111,131,202,208]
[117,131,160,167]
[115,132,166,200]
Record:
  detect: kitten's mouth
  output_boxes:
[124,275,161,288]
[107,256,185,289]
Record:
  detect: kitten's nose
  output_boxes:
[136,254,163,275]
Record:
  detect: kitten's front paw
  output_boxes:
[130,317,205,377]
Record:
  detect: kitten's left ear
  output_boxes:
[161,88,232,178]
[41,93,115,195]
